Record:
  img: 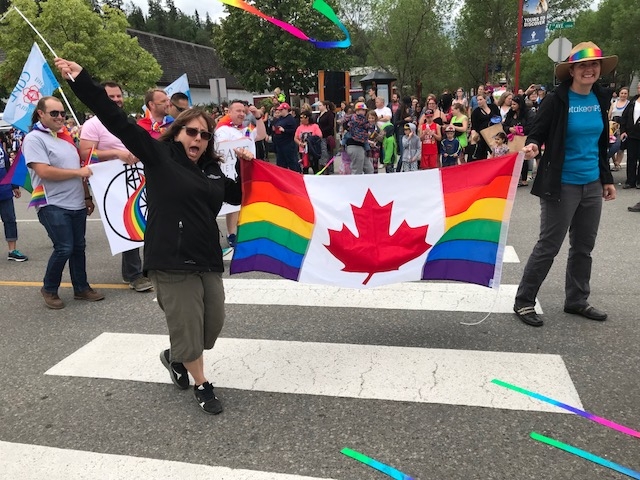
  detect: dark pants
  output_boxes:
[275,142,301,172]
[122,248,143,282]
[625,137,640,187]
[0,197,17,242]
[37,205,90,294]
[515,181,603,310]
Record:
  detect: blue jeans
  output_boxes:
[37,205,90,294]
[0,197,17,242]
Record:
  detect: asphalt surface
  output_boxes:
[0,166,639,479]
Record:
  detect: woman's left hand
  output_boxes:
[234,147,254,161]
[54,58,83,80]
[603,184,616,201]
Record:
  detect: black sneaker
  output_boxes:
[160,349,190,390]
[194,382,223,415]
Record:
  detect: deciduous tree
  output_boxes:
[0,0,162,114]
[213,0,349,97]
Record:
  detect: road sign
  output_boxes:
[548,37,572,62]
[548,21,575,30]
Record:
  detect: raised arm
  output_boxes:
[55,58,161,165]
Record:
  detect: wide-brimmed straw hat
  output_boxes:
[555,41,618,82]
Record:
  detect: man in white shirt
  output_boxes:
[214,100,265,252]
[79,82,153,292]
[374,97,392,130]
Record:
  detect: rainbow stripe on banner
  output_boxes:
[28,184,47,208]
[422,154,518,287]
[231,161,314,280]
[123,175,147,241]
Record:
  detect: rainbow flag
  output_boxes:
[28,184,47,208]
[86,146,99,165]
[0,149,32,193]
[230,153,522,289]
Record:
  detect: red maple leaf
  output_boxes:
[325,189,431,285]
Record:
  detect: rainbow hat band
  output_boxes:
[568,47,602,62]
[555,41,618,82]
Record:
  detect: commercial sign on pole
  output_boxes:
[521,0,548,46]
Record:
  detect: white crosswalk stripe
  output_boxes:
[0,441,335,480]
[45,333,579,413]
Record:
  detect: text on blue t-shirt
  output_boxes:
[562,90,602,185]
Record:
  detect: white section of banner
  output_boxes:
[299,170,445,288]
[216,138,253,216]
[88,160,144,255]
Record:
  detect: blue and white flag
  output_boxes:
[3,43,60,133]
[164,73,192,106]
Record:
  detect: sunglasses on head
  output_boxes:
[46,110,66,118]
[181,126,213,141]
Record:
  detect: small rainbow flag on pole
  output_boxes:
[28,184,47,208]
[86,146,99,165]
[230,153,521,289]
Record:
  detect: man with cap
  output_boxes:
[514,41,617,327]
[271,102,300,172]
[345,102,375,174]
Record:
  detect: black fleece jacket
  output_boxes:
[526,80,613,202]
[69,69,241,273]
[620,95,640,141]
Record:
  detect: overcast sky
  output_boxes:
[126,0,226,22]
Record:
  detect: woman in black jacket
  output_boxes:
[56,57,248,415]
[470,94,500,160]
[513,42,617,328]
[503,95,532,185]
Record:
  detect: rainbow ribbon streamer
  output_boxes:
[341,448,414,480]
[531,432,640,479]
[491,379,640,439]
[218,0,350,48]
[315,156,334,175]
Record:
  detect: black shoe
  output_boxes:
[563,305,607,321]
[514,305,543,327]
[622,184,634,189]
[160,349,190,390]
[194,382,223,415]
[628,202,640,212]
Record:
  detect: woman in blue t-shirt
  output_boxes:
[513,42,618,327]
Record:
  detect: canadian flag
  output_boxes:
[231,153,522,289]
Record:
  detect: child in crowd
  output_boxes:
[492,132,510,157]
[381,122,397,173]
[441,125,461,167]
[419,109,441,169]
[401,123,421,172]
[467,131,481,161]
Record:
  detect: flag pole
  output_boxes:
[0,8,13,23]
[57,87,81,128]
[12,6,75,83]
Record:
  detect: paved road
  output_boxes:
[1,167,639,479]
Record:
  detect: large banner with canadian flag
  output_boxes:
[230,153,523,289]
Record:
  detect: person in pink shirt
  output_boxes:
[79,81,153,293]
[295,112,322,173]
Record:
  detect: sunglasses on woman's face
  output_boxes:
[181,126,213,141]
